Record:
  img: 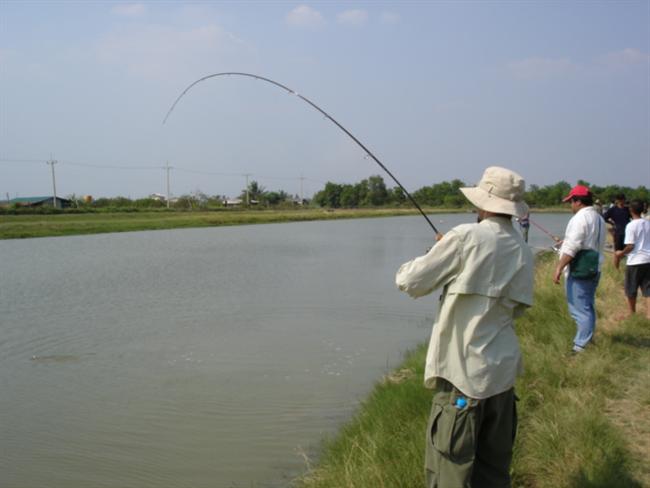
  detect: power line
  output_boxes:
[0,158,161,170]
[0,157,326,183]
[1,156,326,199]
[61,160,161,170]
[0,158,47,164]
[174,167,243,177]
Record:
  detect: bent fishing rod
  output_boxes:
[162,72,439,235]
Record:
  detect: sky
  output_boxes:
[1,1,649,200]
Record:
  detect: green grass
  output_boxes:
[295,253,650,488]
[0,207,462,239]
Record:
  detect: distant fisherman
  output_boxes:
[518,211,530,242]
[396,167,534,488]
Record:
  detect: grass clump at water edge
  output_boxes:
[294,252,649,488]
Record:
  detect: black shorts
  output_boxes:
[614,234,626,251]
[624,262,650,298]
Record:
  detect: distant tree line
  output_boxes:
[312,175,650,209]
[525,180,650,208]
[312,176,404,208]
[3,176,648,215]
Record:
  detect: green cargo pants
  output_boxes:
[425,379,517,488]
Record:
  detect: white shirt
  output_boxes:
[395,216,534,399]
[624,218,650,266]
[560,206,607,268]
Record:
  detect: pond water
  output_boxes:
[0,213,569,488]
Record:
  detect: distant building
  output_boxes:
[7,196,72,209]
[223,198,243,207]
[223,198,259,207]
[148,193,178,204]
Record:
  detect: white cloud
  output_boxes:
[600,48,649,68]
[380,11,400,25]
[337,9,368,26]
[286,5,325,29]
[508,57,578,80]
[111,3,146,17]
[96,23,251,79]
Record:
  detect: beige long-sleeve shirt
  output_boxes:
[395,216,534,399]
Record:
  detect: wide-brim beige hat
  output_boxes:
[460,166,529,218]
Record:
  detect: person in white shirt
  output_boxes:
[396,166,533,488]
[614,200,650,319]
[553,185,606,353]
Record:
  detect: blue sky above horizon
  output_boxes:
[1,1,648,200]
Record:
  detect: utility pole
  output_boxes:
[299,175,305,205]
[165,162,172,208]
[46,158,58,208]
[244,173,251,206]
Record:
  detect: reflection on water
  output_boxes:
[0,213,569,488]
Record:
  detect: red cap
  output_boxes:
[562,185,591,202]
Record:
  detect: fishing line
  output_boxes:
[530,218,560,242]
[162,72,439,235]
[531,218,615,255]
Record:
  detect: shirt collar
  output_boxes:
[481,215,513,226]
[575,206,595,216]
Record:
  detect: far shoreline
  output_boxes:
[0,207,569,240]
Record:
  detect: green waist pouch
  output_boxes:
[569,249,599,279]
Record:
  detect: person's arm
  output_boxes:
[614,223,637,267]
[559,215,584,258]
[614,244,633,269]
[553,253,573,284]
[602,207,613,224]
[553,215,584,284]
[615,244,634,258]
[396,230,461,298]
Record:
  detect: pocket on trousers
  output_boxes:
[430,403,477,463]
[428,403,445,449]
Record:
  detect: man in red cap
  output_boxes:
[553,185,607,354]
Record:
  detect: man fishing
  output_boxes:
[553,184,606,354]
[395,166,534,488]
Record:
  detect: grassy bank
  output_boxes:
[0,207,464,240]
[295,254,649,487]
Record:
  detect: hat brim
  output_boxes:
[460,187,529,218]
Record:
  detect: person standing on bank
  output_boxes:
[518,211,530,243]
[614,200,650,319]
[553,185,606,354]
[396,167,534,488]
[603,193,631,251]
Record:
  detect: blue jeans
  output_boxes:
[566,273,600,349]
